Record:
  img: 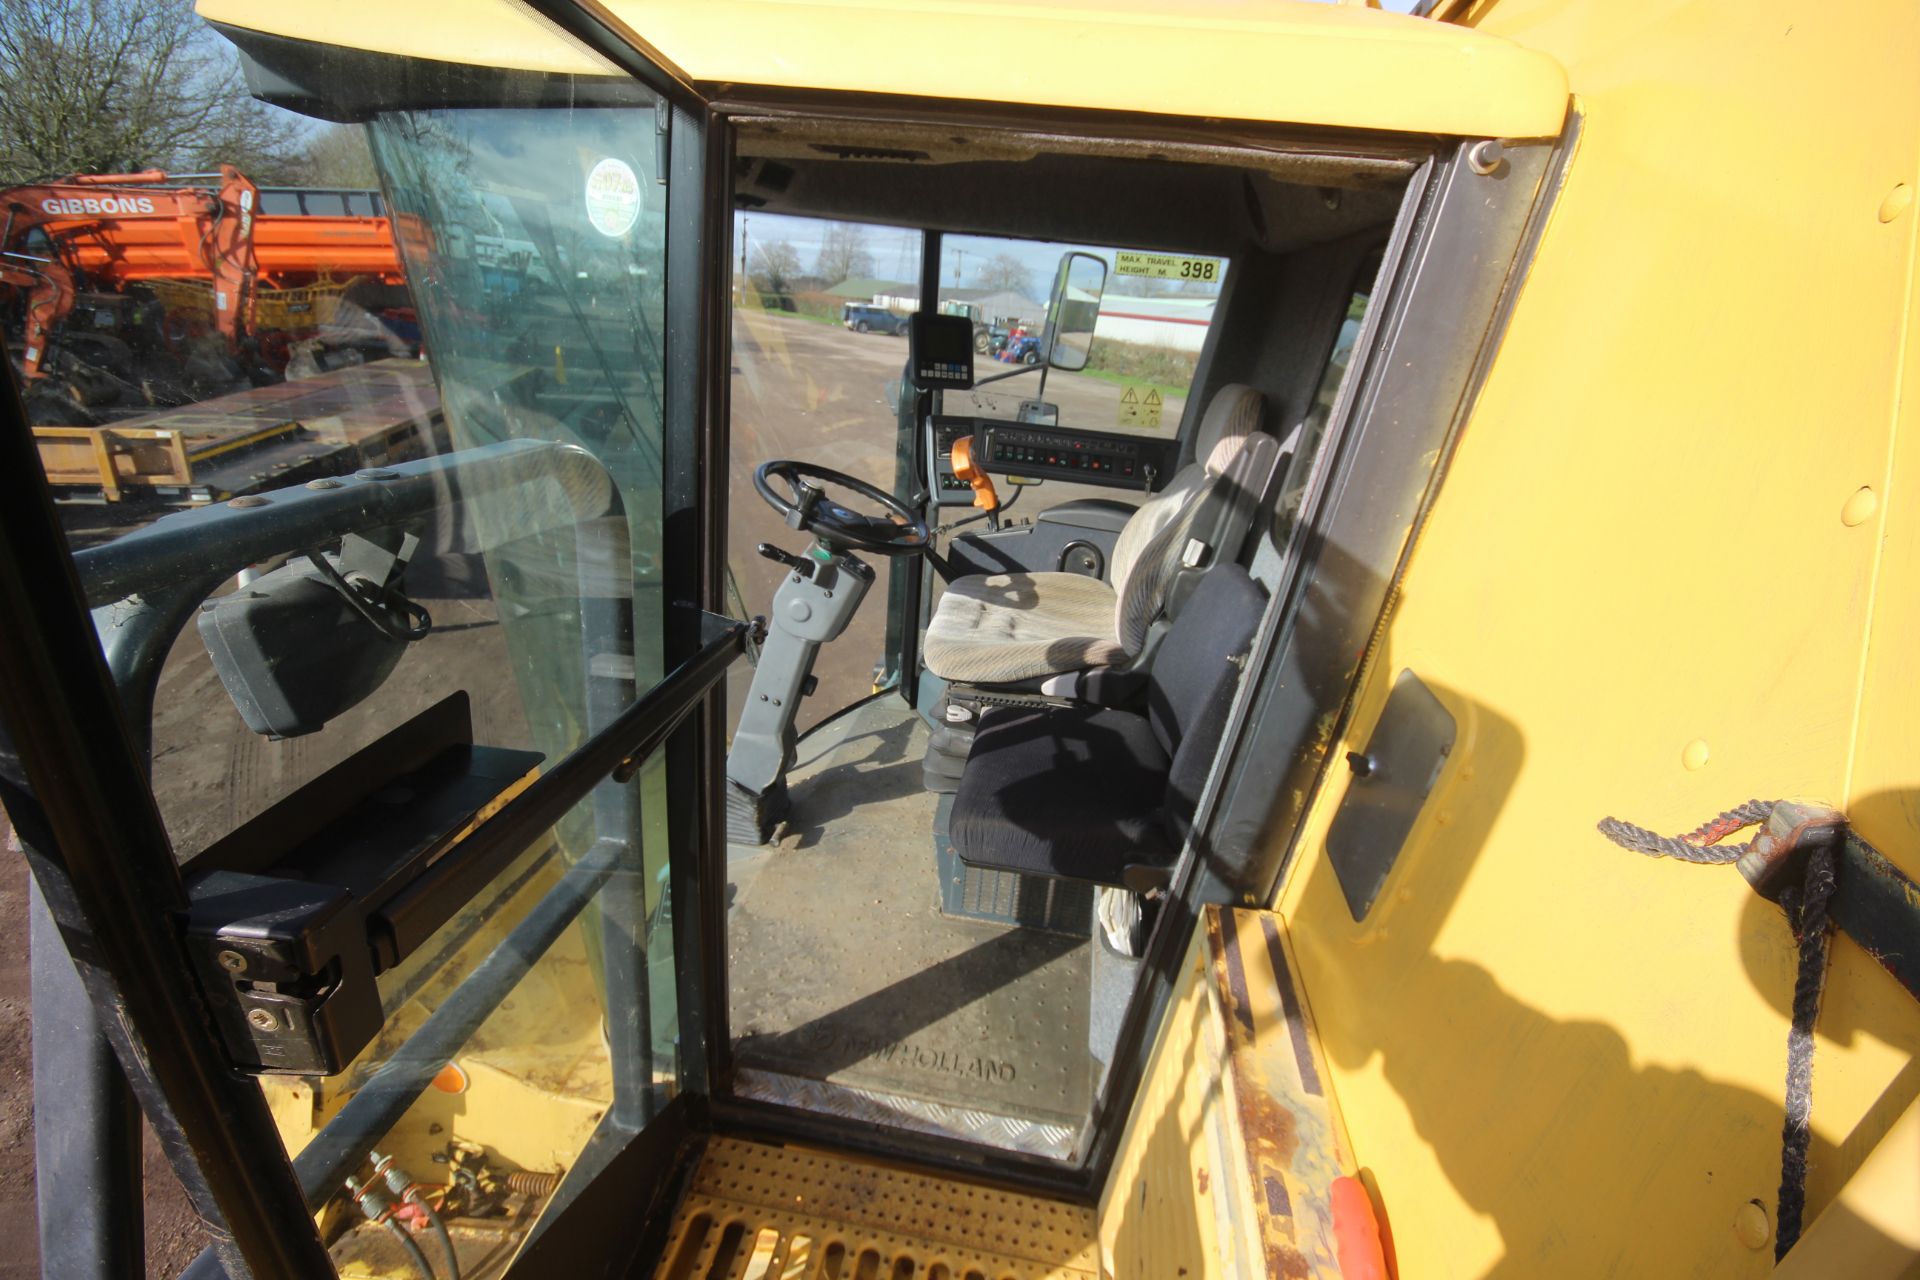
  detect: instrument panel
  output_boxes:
[928,416,1176,506]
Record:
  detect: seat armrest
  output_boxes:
[1037,666,1149,707]
[1034,498,1138,534]
[1080,666,1150,707]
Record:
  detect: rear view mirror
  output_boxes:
[198,530,431,739]
[1044,251,1106,372]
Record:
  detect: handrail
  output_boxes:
[288,610,744,1205]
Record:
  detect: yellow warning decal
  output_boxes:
[1114,251,1222,283]
[1118,385,1164,430]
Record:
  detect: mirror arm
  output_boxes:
[972,364,1037,389]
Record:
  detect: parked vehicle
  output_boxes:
[840,303,908,335]
[996,324,1044,364]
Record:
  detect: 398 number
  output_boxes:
[1177,259,1218,281]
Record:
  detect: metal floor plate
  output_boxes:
[651,1136,1099,1280]
[732,1068,1077,1161]
[727,699,1094,1154]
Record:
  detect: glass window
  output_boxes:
[1278,270,1375,538]
[725,211,923,722]
[934,234,1224,521]
[6,9,691,1266]
[938,233,1224,441]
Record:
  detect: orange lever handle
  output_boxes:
[949,436,999,512]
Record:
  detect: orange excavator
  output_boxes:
[0,163,406,413]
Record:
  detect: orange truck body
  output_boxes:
[1,164,403,380]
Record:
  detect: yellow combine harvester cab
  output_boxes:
[0,2,1915,1278]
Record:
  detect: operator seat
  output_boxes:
[921,385,1265,686]
[948,562,1268,885]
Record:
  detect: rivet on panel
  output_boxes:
[1734,1199,1771,1250]
[1682,739,1711,771]
[1880,183,1913,224]
[1841,486,1879,527]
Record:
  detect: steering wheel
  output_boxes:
[754,460,929,556]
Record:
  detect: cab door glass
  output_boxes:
[6,11,690,1270]
[726,212,924,720]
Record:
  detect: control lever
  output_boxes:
[756,542,808,573]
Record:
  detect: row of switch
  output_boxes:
[989,444,1136,478]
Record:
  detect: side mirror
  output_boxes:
[1016,399,1059,426]
[1044,251,1106,372]
[198,531,431,739]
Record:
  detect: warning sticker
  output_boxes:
[1118,385,1164,430]
[1114,251,1222,283]
[584,157,643,238]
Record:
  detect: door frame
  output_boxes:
[689,93,1576,1200]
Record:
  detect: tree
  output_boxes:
[0,0,308,186]
[813,221,874,286]
[301,125,381,188]
[977,252,1033,299]
[750,240,803,296]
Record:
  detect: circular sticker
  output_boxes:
[584,157,642,238]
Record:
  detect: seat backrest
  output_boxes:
[1108,384,1263,652]
[1144,563,1267,845]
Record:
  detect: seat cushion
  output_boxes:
[922,571,1124,683]
[950,703,1174,884]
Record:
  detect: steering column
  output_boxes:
[726,461,927,844]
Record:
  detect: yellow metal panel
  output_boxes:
[1097,929,1235,1279]
[1774,1094,1920,1280]
[1271,3,1920,1277]
[195,0,1568,139]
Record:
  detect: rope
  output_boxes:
[1773,840,1836,1261]
[1595,798,1834,1261]
[1595,798,1776,864]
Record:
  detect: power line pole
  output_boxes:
[738,218,751,302]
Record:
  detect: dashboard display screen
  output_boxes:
[909,313,975,389]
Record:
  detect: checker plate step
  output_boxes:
[653,1136,1098,1280]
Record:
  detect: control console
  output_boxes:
[929,416,1176,506]
[978,424,1147,482]
[930,416,980,504]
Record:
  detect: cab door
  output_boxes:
[0,5,733,1277]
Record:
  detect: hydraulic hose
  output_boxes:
[379,1218,439,1280]
[418,1198,462,1280]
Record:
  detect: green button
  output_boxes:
[808,546,834,562]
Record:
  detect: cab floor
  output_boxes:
[726,697,1094,1157]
